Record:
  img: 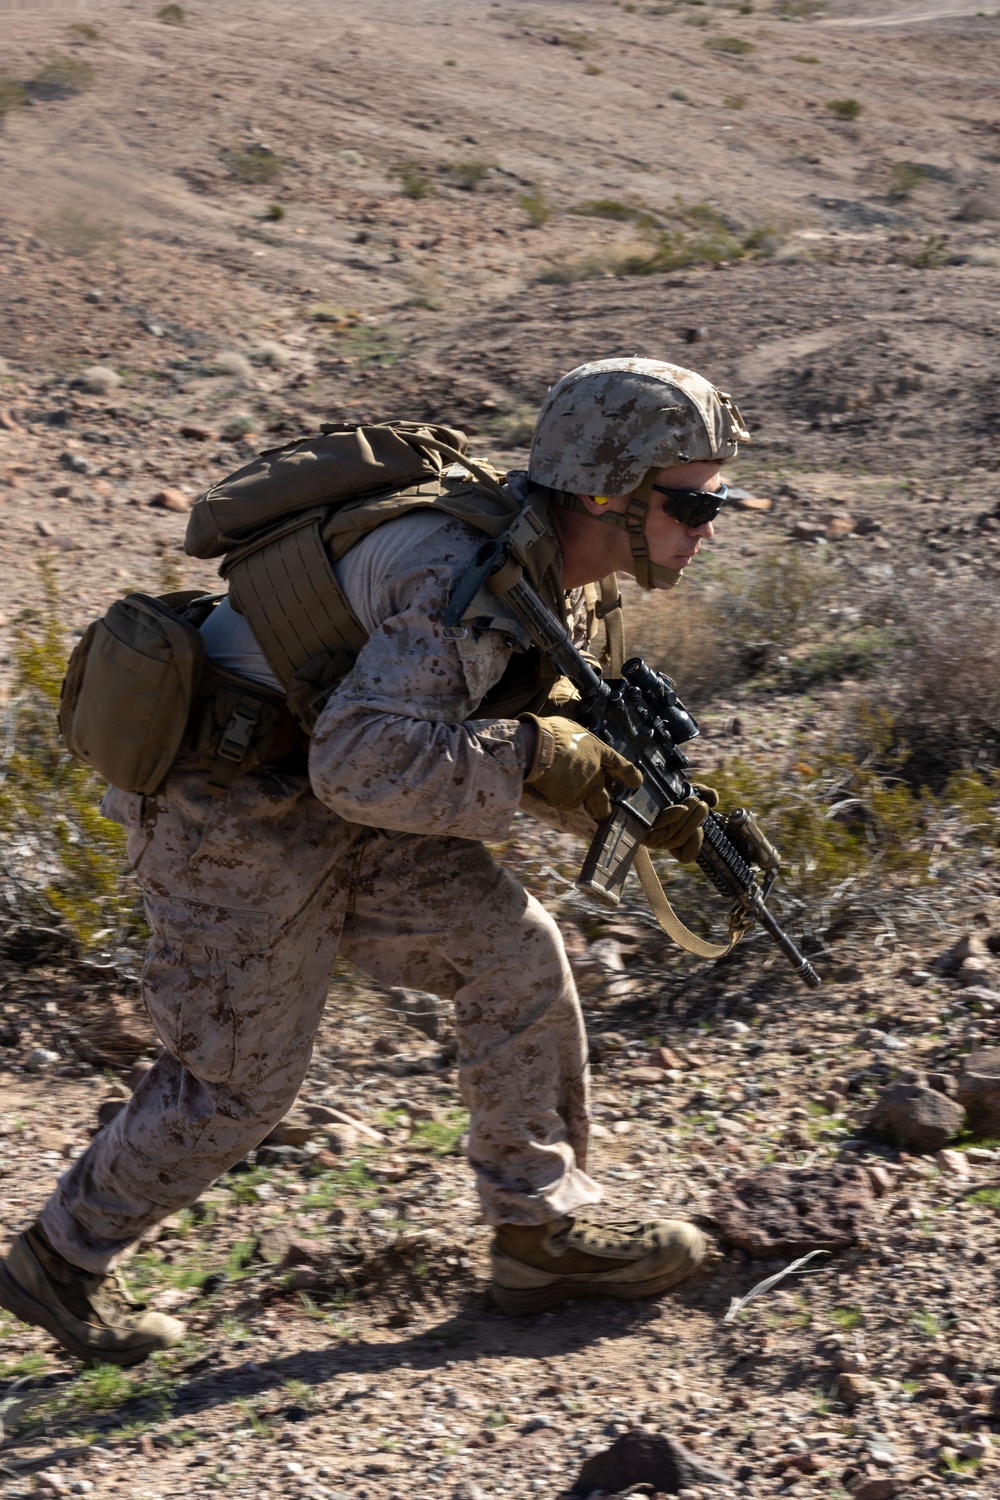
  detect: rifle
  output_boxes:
[448,527,821,990]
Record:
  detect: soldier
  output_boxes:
[0,358,748,1364]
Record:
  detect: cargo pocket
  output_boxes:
[142,898,271,1089]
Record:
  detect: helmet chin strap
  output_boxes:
[560,469,683,592]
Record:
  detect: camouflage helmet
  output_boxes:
[528,356,749,497]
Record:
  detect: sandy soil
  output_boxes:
[1,2,1000,1498]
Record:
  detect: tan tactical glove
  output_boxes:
[521,715,642,821]
[643,785,719,864]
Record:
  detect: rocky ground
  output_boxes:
[2,1,1000,1498]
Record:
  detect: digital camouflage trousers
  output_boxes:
[40,766,601,1272]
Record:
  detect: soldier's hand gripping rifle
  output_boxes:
[451,532,821,990]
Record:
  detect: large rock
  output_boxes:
[571,1430,730,1497]
[870,1080,964,1151]
[710,1165,875,1259]
[956,1048,1000,1135]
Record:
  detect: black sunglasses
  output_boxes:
[651,480,729,528]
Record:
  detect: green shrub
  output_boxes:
[723,95,746,109]
[888,161,927,200]
[791,53,820,63]
[391,162,434,200]
[26,55,95,101]
[518,185,552,227]
[265,202,286,221]
[0,73,27,122]
[445,159,493,192]
[156,4,186,23]
[584,62,603,75]
[904,232,949,268]
[485,405,538,446]
[826,98,862,121]
[706,36,756,53]
[221,144,283,184]
[68,23,100,41]
[0,566,144,962]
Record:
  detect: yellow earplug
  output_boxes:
[594,495,610,506]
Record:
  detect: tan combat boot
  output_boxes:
[0,1224,185,1367]
[491,1214,706,1315]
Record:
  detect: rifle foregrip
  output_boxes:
[578,807,647,908]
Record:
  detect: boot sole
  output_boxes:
[491,1262,699,1316]
[0,1261,166,1368]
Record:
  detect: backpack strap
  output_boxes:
[596,573,625,677]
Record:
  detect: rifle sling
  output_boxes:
[633,845,742,959]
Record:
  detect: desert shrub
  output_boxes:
[888,162,926,200]
[68,23,100,42]
[265,202,286,221]
[0,567,144,963]
[213,351,253,382]
[484,405,538,447]
[708,548,842,670]
[775,0,827,16]
[250,341,290,368]
[0,73,28,122]
[792,53,820,63]
[156,4,186,23]
[584,62,603,75]
[445,160,493,192]
[723,95,746,110]
[826,98,862,121]
[706,36,755,54]
[26,55,95,101]
[221,145,283,185]
[391,162,434,200]
[887,583,1000,788]
[904,233,949,268]
[570,198,658,230]
[519,185,552,227]
[543,200,762,282]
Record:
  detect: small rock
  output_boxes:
[25,1048,60,1072]
[869,1080,965,1151]
[84,289,104,304]
[261,1119,317,1149]
[150,487,192,513]
[934,1148,970,1177]
[853,1480,901,1500]
[792,519,828,542]
[837,1373,876,1406]
[956,1048,1000,1135]
[571,1429,731,1496]
[180,423,214,441]
[623,1066,668,1086]
[824,509,855,539]
[836,1350,868,1372]
[324,1126,359,1155]
[650,1045,686,1070]
[59,451,94,475]
[78,365,121,395]
[866,1164,894,1196]
[711,1164,875,1258]
[387,986,443,1040]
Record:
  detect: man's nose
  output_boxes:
[688,519,714,539]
